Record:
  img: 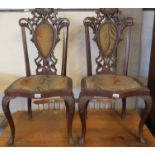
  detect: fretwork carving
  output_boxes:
[19,8,69,75]
[84,8,133,74]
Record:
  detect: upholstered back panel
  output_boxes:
[35,22,55,58]
[98,22,118,56]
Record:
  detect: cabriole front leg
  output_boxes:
[63,96,75,145]
[78,96,90,145]
[2,96,15,144]
[139,95,152,143]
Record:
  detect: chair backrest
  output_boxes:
[83,8,133,76]
[19,8,69,76]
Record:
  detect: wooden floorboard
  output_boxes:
[0,110,155,147]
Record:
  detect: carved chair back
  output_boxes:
[84,8,133,76]
[19,8,69,76]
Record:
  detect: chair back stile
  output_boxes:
[21,27,31,76]
[61,25,69,76]
[123,24,132,75]
[84,20,93,76]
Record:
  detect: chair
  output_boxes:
[78,8,152,144]
[2,8,75,145]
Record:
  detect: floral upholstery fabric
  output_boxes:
[6,75,72,93]
[82,74,142,92]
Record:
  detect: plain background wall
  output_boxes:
[137,10,154,108]
[0,9,154,112]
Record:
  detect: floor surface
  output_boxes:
[0,110,154,146]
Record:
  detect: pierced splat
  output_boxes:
[19,8,69,75]
[84,8,133,75]
[96,53,116,74]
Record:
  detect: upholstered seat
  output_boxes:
[6,75,72,93]
[81,74,142,92]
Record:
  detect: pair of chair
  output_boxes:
[2,8,152,145]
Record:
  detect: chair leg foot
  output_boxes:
[2,96,15,145]
[78,136,85,145]
[68,136,75,145]
[139,136,145,144]
[8,134,14,145]
[63,96,75,145]
[139,95,152,143]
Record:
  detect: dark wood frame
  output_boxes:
[146,10,155,136]
[2,8,75,145]
[78,8,152,144]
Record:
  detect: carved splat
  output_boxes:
[19,8,69,75]
[84,8,133,74]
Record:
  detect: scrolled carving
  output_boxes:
[99,8,118,15]
[19,8,69,75]
[84,8,133,74]
[35,8,54,16]
[125,17,134,26]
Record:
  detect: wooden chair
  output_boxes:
[2,8,75,145]
[78,8,152,144]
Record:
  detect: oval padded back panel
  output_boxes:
[35,22,54,57]
[98,22,117,56]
